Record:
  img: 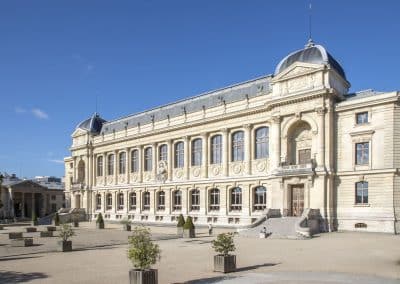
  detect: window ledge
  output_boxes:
[354,203,370,207]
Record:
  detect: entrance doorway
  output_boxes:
[75,194,81,209]
[290,185,304,217]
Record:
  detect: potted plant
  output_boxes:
[212,233,236,273]
[31,212,38,226]
[128,226,161,284]
[121,218,132,231]
[176,214,185,237]
[54,212,60,226]
[96,213,104,229]
[183,216,195,238]
[58,224,75,252]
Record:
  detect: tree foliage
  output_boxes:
[59,224,75,242]
[212,233,236,256]
[183,216,195,230]
[177,214,185,227]
[128,226,161,270]
[96,213,104,224]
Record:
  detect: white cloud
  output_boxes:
[32,108,49,119]
[15,107,26,113]
[49,159,64,164]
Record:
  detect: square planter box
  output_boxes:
[183,228,195,238]
[123,224,131,231]
[177,227,183,237]
[58,240,72,252]
[214,255,236,273]
[0,225,4,230]
[73,222,79,227]
[47,226,57,232]
[129,269,157,284]
[26,227,37,233]
[40,231,54,237]
[11,238,33,247]
[9,232,23,239]
[96,222,104,229]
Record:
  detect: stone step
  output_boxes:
[239,217,303,239]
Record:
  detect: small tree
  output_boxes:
[177,214,185,227]
[183,216,195,230]
[128,226,161,270]
[96,213,104,224]
[54,212,60,226]
[59,224,75,242]
[212,233,236,256]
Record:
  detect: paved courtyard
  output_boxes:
[0,222,399,284]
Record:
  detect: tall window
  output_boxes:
[356,112,368,124]
[106,193,112,210]
[175,142,184,168]
[173,190,182,211]
[255,127,269,159]
[157,191,165,210]
[107,154,114,175]
[232,131,244,162]
[191,138,202,166]
[209,188,220,211]
[356,142,369,165]
[143,192,150,211]
[211,135,222,164]
[129,192,136,210]
[230,187,242,211]
[355,182,368,204]
[253,186,267,210]
[131,150,139,173]
[190,189,200,211]
[97,156,103,177]
[118,193,124,210]
[119,152,126,174]
[144,147,152,171]
[96,194,101,210]
[159,144,168,162]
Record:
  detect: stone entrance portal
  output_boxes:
[290,185,304,217]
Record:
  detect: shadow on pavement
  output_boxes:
[0,270,48,283]
[235,262,279,272]
[0,255,42,262]
[184,275,236,284]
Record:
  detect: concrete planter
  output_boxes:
[214,255,236,273]
[0,225,4,230]
[9,232,23,239]
[123,224,131,231]
[11,238,33,247]
[58,240,72,252]
[129,269,157,284]
[96,222,104,229]
[26,227,37,233]
[183,228,195,238]
[47,226,57,232]
[177,227,183,237]
[73,221,79,227]
[40,231,54,237]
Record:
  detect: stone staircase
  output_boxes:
[239,217,305,239]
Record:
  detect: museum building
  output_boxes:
[64,41,400,233]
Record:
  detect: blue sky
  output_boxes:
[0,1,399,178]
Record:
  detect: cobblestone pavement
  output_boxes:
[0,223,399,284]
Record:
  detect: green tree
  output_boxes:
[212,233,236,256]
[177,214,185,227]
[59,224,75,242]
[96,213,104,224]
[128,226,161,270]
[183,216,195,230]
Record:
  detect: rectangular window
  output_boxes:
[144,148,152,171]
[356,142,369,165]
[355,182,368,204]
[175,142,184,168]
[51,204,57,212]
[232,131,244,162]
[131,150,138,173]
[211,135,222,164]
[356,112,368,124]
[191,139,202,166]
[51,195,56,201]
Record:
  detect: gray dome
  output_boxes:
[275,43,346,79]
[76,113,106,135]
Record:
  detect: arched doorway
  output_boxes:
[287,121,312,165]
[75,194,81,209]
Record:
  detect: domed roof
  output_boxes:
[76,113,106,135]
[275,41,346,79]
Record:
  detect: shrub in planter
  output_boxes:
[212,233,236,273]
[121,219,132,231]
[58,224,75,252]
[183,216,195,238]
[96,213,105,229]
[31,212,38,226]
[176,214,185,237]
[128,226,161,284]
[54,213,60,226]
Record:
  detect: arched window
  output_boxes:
[157,191,165,210]
[97,156,103,177]
[209,188,220,211]
[231,131,244,162]
[107,154,114,175]
[190,189,200,211]
[159,144,168,162]
[211,135,222,164]
[143,192,150,211]
[129,192,136,210]
[118,193,124,210]
[77,160,85,183]
[173,190,182,211]
[230,187,242,211]
[191,138,202,166]
[106,193,112,210]
[131,150,138,173]
[144,147,152,171]
[119,152,126,174]
[96,194,101,210]
[174,142,184,168]
[255,127,269,159]
[253,186,267,211]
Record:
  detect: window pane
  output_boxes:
[108,154,114,175]
[159,145,168,162]
[356,142,369,165]
[255,127,269,159]
[356,112,368,124]
[119,152,126,174]
[191,139,202,166]
[232,131,244,161]
[97,156,103,176]
[145,148,152,171]
[131,150,138,173]
[211,135,222,164]
[175,142,184,168]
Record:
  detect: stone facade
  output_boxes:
[64,43,400,233]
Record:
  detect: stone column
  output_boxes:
[73,157,77,183]
[93,154,97,187]
[271,115,281,170]
[32,193,36,217]
[201,132,208,178]
[102,191,106,213]
[21,193,25,218]
[167,140,173,181]
[316,107,326,169]
[114,191,117,214]
[244,124,252,175]
[138,146,143,183]
[87,154,91,189]
[183,136,189,179]
[222,128,229,176]
[125,148,130,184]
[152,144,157,180]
